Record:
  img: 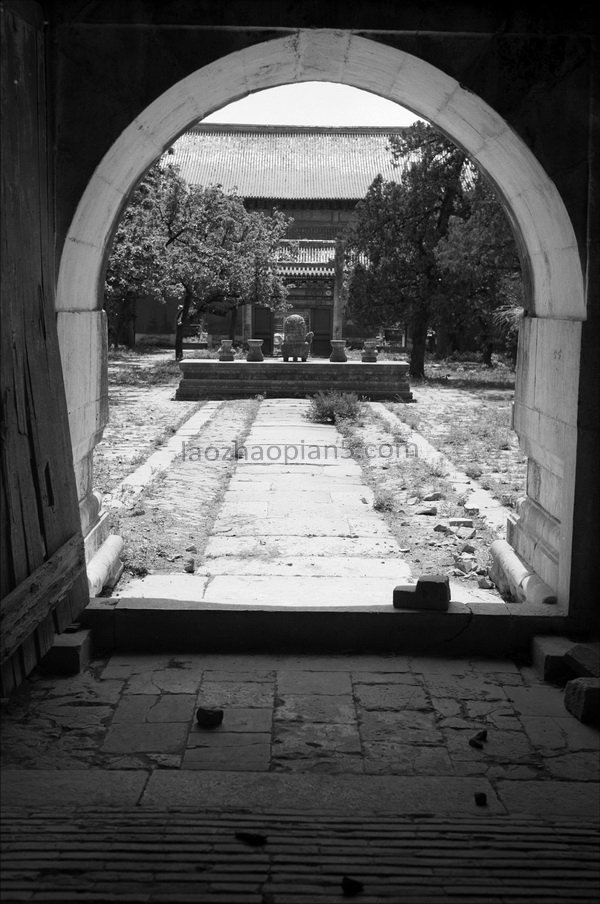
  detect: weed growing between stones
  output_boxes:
[373,490,395,512]
[306,390,365,424]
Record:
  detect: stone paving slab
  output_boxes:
[141,770,506,814]
[197,555,411,578]
[210,515,357,537]
[114,574,502,606]
[203,536,407,559]
[112,573,208,600]
[1,771,148,808]
[201,575,400,606]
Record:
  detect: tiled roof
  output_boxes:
[277,241,335,265]
[164,125,409,201]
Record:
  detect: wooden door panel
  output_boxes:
[1,3,89,695]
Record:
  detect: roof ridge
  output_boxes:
[189,123,408,135]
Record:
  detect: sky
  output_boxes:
[203,81,423,127]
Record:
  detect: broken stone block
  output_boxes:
[184,558,195,573]
[393,574,450,611]
[416,505,438,515]
[460,542,476,554]
[477,577,494,589]
[532,636,578,683]
[422,491,443,501]
[564,678,600,725]
[39,630,92,676]
[564,644,600,679]
[457,527,477,540]
[433,522,450,533]
[449,518,474,528]
[455,555,476,573]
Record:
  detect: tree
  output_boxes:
[104,166,170,346]
[345,123,468,377]
[104,163,291,356]
[434,179,524,364]
[344,122,522,376]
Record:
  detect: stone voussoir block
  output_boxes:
[564,677,600,725]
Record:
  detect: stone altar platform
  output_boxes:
[176,359,413,400]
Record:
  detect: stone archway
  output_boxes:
[56,30,585,611]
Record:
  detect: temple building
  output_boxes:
[134,124,409,353]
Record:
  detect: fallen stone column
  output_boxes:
[87,534,124,597]
[490,539,557,605]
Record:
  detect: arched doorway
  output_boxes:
[56,30,585,612]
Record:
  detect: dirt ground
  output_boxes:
[95,351,526,592]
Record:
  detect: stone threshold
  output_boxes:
[82,596,570,658]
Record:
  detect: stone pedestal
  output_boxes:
[246,339,264,362]
[362,340,378,363]
[330,340,347,363]
[176,360,413,400]
[218,339,235,361]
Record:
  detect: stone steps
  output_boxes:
[2,810,598,902]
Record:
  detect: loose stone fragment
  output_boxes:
[235,831,267,847]
[474,792,488,807]
[433,522,450,533]
[184,558,195,573]
[342,876,364,896]
[196,706,224,729]
[478,578,494,589]
[423,491,443,501]
[416,505,438,515]
[449,518,474,528]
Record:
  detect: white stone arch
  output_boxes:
[57,30,585,609]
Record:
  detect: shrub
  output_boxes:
[307,391,364,424]
[373,490,395,512]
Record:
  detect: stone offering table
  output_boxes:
[176,359,413,400]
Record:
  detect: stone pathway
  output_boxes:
[116,399,497,606]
